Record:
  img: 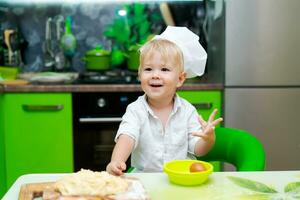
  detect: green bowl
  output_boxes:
[163,160,213,186]
[0,66,19,80]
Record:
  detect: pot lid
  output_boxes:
[86,46,110,56]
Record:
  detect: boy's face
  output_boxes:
[139,51,186,101]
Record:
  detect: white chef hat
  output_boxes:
[153,26,207,78]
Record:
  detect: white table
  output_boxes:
[3,171,300,200]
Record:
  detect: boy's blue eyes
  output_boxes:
[143,67,170,71]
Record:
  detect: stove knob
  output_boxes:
[97,98,106,108]
[125,76,132,83]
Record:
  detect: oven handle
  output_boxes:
[79,117,123,123]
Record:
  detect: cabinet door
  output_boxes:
[3,93,73,187]
[0,95,6,197]
[177,91,222,122]
[177,91,222,171]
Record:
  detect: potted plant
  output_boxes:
[103,3,160,71]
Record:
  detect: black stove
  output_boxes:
[76,69,140,84]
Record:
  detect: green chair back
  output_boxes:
[198,127,266,171]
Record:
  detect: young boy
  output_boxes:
[106,26,223,176]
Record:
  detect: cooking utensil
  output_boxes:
[28,72,78,84]
[0,79,29,85]
[54,15,65,70]
[127,50,140,71]
[4,29,14,65]
[44,18,55,68]
[159,3,175,26]
[54,51,65,70]
[82,47,111,71]
[0,66,19,79]
[61,16,76,57]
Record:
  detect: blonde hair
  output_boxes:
[138,39,184,75]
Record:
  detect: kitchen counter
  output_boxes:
[3,171,300,200]
[0,83,223,93]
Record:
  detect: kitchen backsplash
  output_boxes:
[0,1,217,76]
[0,2,160,72]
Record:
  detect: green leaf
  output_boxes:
[139,21,150,36]
[234,194,270,200]
[227,176,278,193]
[102,2,152,53]
[150,13,162,22]
[134,3,145,16]
[111,49,125,66]
[103,27,116,38]
[285,182,300,193]
[130,35,137,44]
[111,19,130,44]
[284,182,300,199]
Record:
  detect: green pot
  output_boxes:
[0,66,19,80]
[127,50,140,71]
[82,48,111,71]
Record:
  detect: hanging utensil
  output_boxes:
[44,18,55,68]
[54,15,65,70]
[45,18,54,57]
[9,30,23,67]
[4,29,14,65]
[159,3,175,26]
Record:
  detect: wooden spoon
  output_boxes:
[4,29,14,65]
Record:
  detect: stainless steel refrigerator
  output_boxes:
[225,0,300,170]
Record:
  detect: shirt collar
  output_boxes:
[142,94,155,116]
[141,93,182,117]
[172,93,182,114]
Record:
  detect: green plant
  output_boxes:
[103,3,160,66]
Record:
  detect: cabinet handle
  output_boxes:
[22,104,64,111]
[79,117,122,123]
[192,102,212,110]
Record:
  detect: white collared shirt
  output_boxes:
[115,94,201,172]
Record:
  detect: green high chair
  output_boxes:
[198,127,266,171]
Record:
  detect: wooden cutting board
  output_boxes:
[18,178,150,200]
[0,79,29,85]
[18,182,54,200]
[19,182,118,200]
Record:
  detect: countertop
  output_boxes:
[0,83,223,93]
[3,171,300,200]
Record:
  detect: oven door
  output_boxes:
[73,119,130,171]
[72,92,141,171]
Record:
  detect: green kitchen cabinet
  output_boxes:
[177,90,223,171]
[0,95,6,197]
[0,93,73,197]
[177,91,222,122]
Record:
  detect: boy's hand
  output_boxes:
[192,109,223,142]
[106,160,126,176]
